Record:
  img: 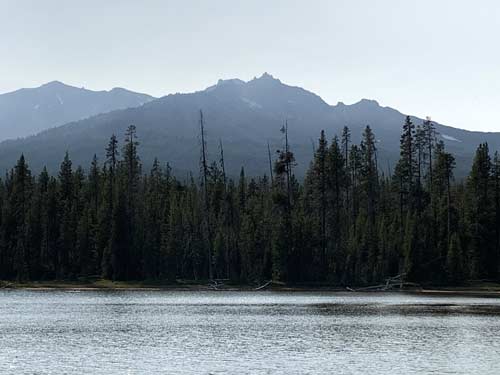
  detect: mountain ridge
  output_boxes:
[0,81,155,141]
[0,73,498,177]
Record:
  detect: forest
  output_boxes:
[0,114,499,286]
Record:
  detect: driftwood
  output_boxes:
[254,280,273,291]
[208,279,230,290]
[347,273,421,292]
[0,281,12,289]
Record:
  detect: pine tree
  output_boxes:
[310,130,328,273]
[394,116,417,213]
[143,158,164,279]
[341,126,351,224]
[466,143,494,278]
[493,152,500,276]
[360,126,378,225]
[326,136,346,279]
[434,141,456,247]
[106,134,119,183]
[57,152,75,278]
[120,125,142,279]
[0,125,498,288]
[271,124,296,282]
[11,155,32,280]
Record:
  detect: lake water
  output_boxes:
[1,290,500,374]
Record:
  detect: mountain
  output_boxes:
[0,81,154,140]
[0,73,498,177]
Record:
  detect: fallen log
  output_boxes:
[255,280,272,291]
[346,281,422,292]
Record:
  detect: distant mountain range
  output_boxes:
[0,81,154,140]
[0,73,499,177]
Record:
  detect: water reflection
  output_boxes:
[1,290,499,374]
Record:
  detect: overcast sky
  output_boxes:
[1,0,500,131]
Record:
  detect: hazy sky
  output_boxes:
[1,0,500,131]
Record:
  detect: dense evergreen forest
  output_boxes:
[0,114,499,286]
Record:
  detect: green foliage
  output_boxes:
[0,121,499,286]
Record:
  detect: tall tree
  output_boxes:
[57,152,75,278]
[466,143,494,278]
[11,155,32,280]
[199,110,214,280]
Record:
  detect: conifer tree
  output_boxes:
[0,124,498,287]
[57,152,75,278]
[493,152,500,275]
[311,130,328,270]
[467,143,494,278]
[394,116,417,213]
[11,155,32,280]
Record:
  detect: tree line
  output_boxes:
[0,115,499,285]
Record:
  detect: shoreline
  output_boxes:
[2,280,500,297]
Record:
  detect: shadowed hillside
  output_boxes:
[0,81,154,141]
[0,73,498,177]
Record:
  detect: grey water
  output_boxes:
[1,290,500,374]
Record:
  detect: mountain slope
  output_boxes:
[0,81,154,140]
[0,73,498,177]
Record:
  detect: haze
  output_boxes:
[2,0,500,131]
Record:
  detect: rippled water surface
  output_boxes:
[1,290,500,374]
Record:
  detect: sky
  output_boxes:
[1,0,500,131]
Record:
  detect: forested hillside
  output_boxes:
[2,74,500,178]
[0,115,498,285]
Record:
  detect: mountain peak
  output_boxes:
[204,73,282,93]
[253,72,281,83]
[216,78,245,86]
[1,75,499,179]
[355,98,380,107]
[40,80,69,89]
[110,87,137,94]
[260,72,275,79]
[0,80,154,141]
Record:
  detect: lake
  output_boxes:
[1,290,499,374]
